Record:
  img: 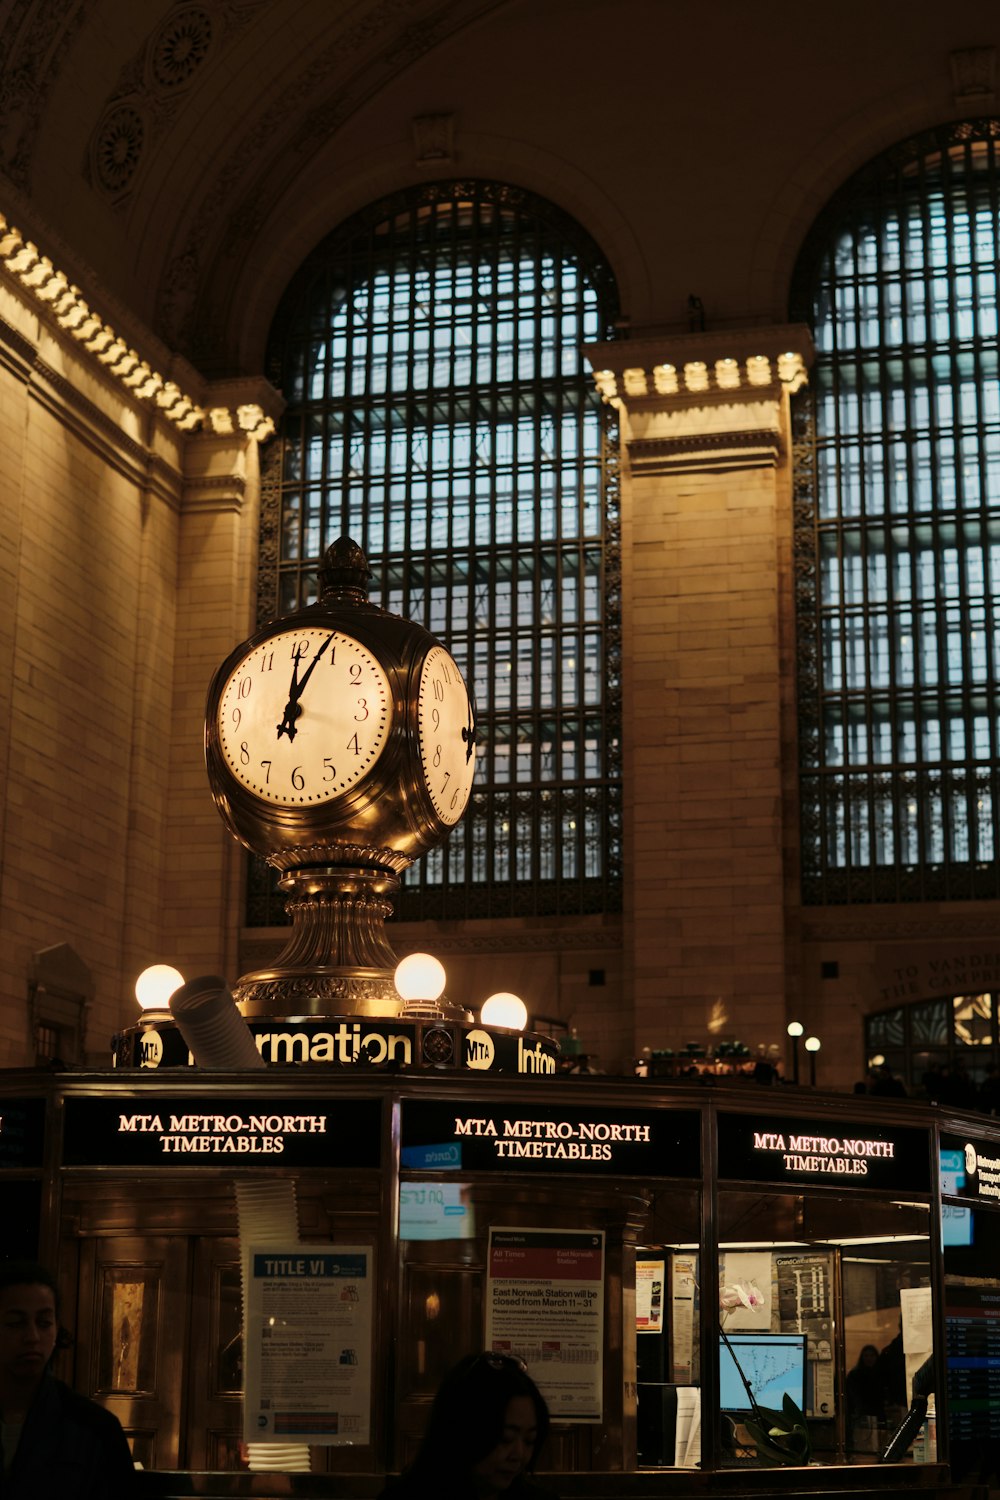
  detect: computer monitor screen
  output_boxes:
[942,1204,973,1248]
[719,1333,807,1413]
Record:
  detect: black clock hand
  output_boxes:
[461,699,476,763]
[293,632,334,699]
[276,649,305,740]
[276,635,334,740]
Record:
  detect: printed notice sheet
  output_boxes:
[485,1227,604,1422]
[636,1259,665,1334]
[244,1245,372,1445]
[670,1253,697,1384]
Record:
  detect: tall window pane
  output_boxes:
[794,124,1000,902]
[251,181,621,923]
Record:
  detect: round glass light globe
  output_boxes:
[394,952,446,1003]
[786,1020,804,1037]
[481,992,528,1031]
[804,1035,822,1053]
[135,964,185,1011]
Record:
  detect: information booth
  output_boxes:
[1,1066,997,1499]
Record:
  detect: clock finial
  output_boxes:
[318,536,373,604]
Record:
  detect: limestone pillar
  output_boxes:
[161,381,284,988]
[585,328,813,1062]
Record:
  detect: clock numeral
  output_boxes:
[231,706,242,729]
[240,742,250,765]
[261,759,272,783]
[354,696,370,722]
[291,766,305,790]
[348,734,361,755]
[451,786,461,810]
[238,677,252,700]
[431,707,440,731]
[433,745,442,768]
[259,652,274,673]
[349,662,363,682]
[432,678,444,702]
[323,757,336,782]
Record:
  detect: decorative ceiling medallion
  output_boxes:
[151,7,213,89]
[95,106,145,196]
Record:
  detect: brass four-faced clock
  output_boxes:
[205,538,477,1018]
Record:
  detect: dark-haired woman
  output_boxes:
[0,1259,136,1498]
[380,1351,555,1499]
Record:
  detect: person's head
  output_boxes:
[412,1351,549,1494]
[857,1343,879,1369]
[0,1260,70,1402]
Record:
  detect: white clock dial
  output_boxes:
[417,645,476,826]
[217,627,391,806]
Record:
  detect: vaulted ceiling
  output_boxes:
[0,0,990,379]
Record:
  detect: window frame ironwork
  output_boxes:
[792,119,1000,903]
[248,179,622,926]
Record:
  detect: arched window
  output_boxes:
[793,122,1000,902]
[250,181,621,923]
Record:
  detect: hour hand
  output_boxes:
[276,700,302,741]
[461,702,477,763]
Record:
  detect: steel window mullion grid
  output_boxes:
[260,181,620,925]
[795,120,1000,905]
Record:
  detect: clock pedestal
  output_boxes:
[234,852,472,1022]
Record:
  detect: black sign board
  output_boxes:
[941,1132,1000,1206]
[0,1098,46,1169]
[401,1100,700,1177]
[717,1111,931,1193]
[0,1181,42,1259]
[62,1096,382,1169]
[117,1017,558,1076]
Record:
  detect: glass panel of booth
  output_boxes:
[396,1174,702,1472]
[715,1189,933,1467]
[713,1109,936,1470]
[939,1128,1000,1485]
[396,1096,703,1472]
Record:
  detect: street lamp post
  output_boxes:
[805,1034,821,1087]
[787,1020,804,1085]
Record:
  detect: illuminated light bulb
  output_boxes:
[395,953,447,1019]
[395,953,446,1003]
[786,1020,804,1038]
[870,1053,886,1068]
[481,992,528,1031]
[135,964,185,1012]
[804,1035,822,1053]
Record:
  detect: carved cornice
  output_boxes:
[585,325,813,402]
[0,210,283,440]
[627,427,782,475]
[584,325,814,474]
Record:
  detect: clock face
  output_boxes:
[216,627,392,806]
[417,645,476,826]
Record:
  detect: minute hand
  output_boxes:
[292,633,334,699]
